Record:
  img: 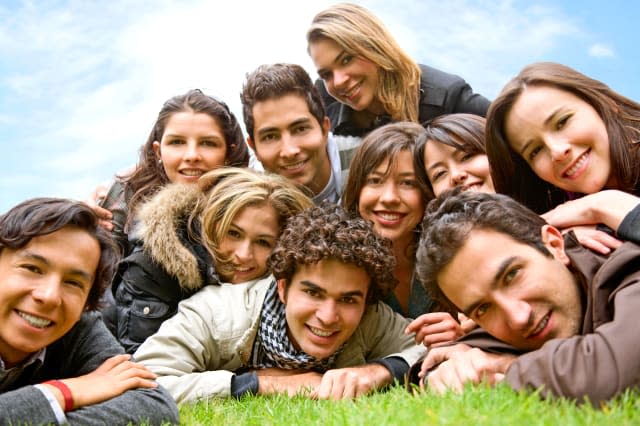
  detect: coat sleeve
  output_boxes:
[505,281,640,403]
[133,292,243,404]
[618,203,640,245]
[0,313,179,425]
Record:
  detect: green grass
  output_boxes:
[178,384,640,425]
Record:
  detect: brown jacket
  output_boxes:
[421,233,640,403]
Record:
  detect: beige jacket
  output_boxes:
[134,276,425,403]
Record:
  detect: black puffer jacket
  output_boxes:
[104,184,219,353]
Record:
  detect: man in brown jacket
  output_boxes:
[411,190,640,403]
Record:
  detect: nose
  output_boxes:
[316,299,339,325]
[280,133,301,159]
[234,239,254,262]
[498,296,533,332]
[184,141,203,162]
[450,166,468,186]
[379,181,400,204]
[545,136,571,162]
[32,277,62,308]
[332,69,349,91]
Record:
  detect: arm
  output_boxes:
[133,289,248,404]
[542,191,640,244]
[0,313,179,425]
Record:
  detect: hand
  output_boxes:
[567,225,622,255]
[405,312,473,347]
[84,183,113,231]
[418,344,514,394]
[542,191,639,233]
[315,364,392,400]
[43,354,157,411]
[257,371,323,397]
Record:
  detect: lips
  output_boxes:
[462,182,483,192]
[340,81,362,102]
[308,325,336,337]
[179,169,205,177]
[562,149,590,178]
[280,159,308,174]
[374,211,406,225]
[528,312,550,339]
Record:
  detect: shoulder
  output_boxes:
[419,63,465,87]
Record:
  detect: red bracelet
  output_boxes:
[42,380,74,412]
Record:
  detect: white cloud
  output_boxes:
[0,0,600,211]
[589,43,614,58]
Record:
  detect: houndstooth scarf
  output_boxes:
[250,281,341,371]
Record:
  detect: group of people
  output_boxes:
[2,2,639,424]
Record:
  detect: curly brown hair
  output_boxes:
[268,203,397,304]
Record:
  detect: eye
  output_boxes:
[318,71,332,82]
[227,229,241,238]
[365,175,382,185]
[256,239,273,248]
[555,114,571,130]
[292,125,311,135]
[260,133,279,143]
[64,279,86,290]
[304,289,320,298]
[167,138,185,145]
[430,169,446,183]
[201,139,222,148]
[339,296,357,304]
[340,54,353,66]
[475,303,491,319]
[504,267,519,285]
[527,145,542,162]
[20,263,42,274]
[399,178,418,188]
[460,152,475,162]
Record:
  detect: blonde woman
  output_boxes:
[306,2,489,140]
[108,167,313,353]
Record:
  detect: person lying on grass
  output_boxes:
[134,204,425,403]
[0,198,178,425]
[409,190,640,404]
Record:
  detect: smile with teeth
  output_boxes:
[563,151,589,178]
[234,266,253,273]
[308,325,335,337]
[282,160,307,171]
[17,311,53,329]
[530,313,550,337]
[376,212,403,221]
[341,82,361,99]
[180,169,204,176]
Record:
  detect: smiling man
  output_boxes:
[409,190,640,403]
[241,63,362,204]
[134,204,425,403]
[0,198,178,425]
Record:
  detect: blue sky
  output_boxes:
[1,0,638,213]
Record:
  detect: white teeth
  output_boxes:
[532,314,549,336]
[180,170,204,176]
[283,161,305,170]
[565,153,588,177]
[18,311,52,328]
[235,267,251,272]
[378,213,401,221]
[309,326,333,337]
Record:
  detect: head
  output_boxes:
[417,190,583,351]
[307,2,421,121]
[241,63,331,195]
[194,167,313,284]
[126,89,249,219]
[342,122,429,249]
[0,198,119,366]
[418,114,494,197]
[268,204,396,359]
[486,62,640,213]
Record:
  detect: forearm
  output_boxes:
[0,387,60,426]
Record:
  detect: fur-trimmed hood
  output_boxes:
[137,184,211,291]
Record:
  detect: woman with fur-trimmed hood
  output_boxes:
[106,167,313,353]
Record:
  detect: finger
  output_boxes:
[316,374,335,400]
[423,330,460,347]
[97,354,132,372]
[577,237,611,255]
[99,219,114,231]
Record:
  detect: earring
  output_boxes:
[158,159,162,165]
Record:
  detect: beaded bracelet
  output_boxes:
[42,379,74,412]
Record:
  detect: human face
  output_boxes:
[309,38,383,114]
[358,151,425,248]
[152,111,227,184]
[249,94,331,196]
[424,141,494,196]
[504,85,611,194]
[277,259,369,360]
[437,226,582,351]
[0,227,99,367]
[216,203,279,284]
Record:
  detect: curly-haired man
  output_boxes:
[134,204,425,403]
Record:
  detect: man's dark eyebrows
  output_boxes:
[461,256,518,315]
[300,280,326,294]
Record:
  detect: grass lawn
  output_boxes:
[178,384,640,425]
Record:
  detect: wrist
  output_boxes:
[42,380,74,412]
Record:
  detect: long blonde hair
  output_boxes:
[192,167,313,276]
[307,2,421,122]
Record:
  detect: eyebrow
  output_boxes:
[300,280,365,299]
[460,256,517,316]
[18,251,94,282]
[229,222,277,240]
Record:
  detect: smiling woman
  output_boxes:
[106,167,313,354]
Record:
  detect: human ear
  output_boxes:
[276,279,288,304]
[152,141,162,159]
[322,116,331,136]
[541,224,570,265]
